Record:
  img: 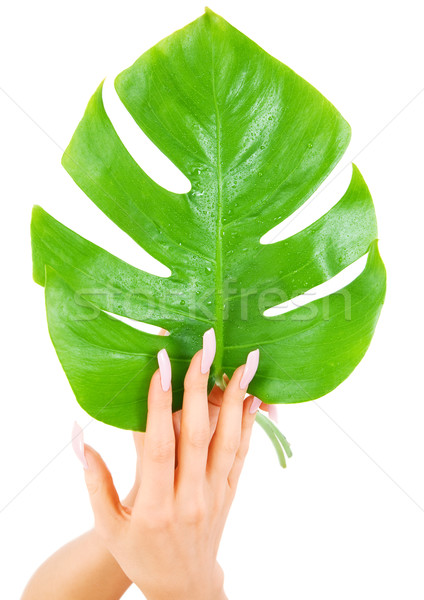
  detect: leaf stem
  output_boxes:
[213,376,291,468]
[255,412,292,468]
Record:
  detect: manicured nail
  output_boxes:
[72,422,88,469]
[249,396,262,414]
[157,348,171,392]
[240,349,260,389]
[201,328,216,374]
[267,404,279,423]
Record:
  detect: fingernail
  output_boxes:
[72,422,88,469]
[157,348,171,392]
[240,349,260,389]
[267,404,279,423]
[249,396,262,414]
[201,328,216,374]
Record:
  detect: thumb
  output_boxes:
[72,423,125,541]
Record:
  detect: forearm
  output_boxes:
[21,529,132,600]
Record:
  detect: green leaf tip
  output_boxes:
[202,7,229,30]
[204,7,218,17]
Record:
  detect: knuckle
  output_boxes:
[185,427,210,448]
[226,480,238,498]
[153,513,173,529]
[236,449,248,465]
[86,478,101,496]
[183,376,206,394]
[184,367,206,392]
[149,439,175,463]
[86,472,110,497]
[237,442,250,462]
[141,507,173,530]
[220,436,240,455]
[154,395,172,411]
[211,493,226,516]
[182,500,206,524]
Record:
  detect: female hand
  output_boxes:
[72,328,260,600]
[124,328,269,509]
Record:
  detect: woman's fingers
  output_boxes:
[138,349,175,507]
[207,350,259,485]
[227,396,259,490]
[170,382,224,448]
[176,328,215,497]
[265,404,279,422]
[72,423,125,542]
[207,380,225,438]
[172,410,182,441]
[73,338,260,540]
[128,431,144,500]
[133,431,145,462]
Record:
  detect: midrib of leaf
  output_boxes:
[210,31,224,379]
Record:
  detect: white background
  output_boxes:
[1,0,424,598]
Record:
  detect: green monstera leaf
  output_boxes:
[31,9,386,451]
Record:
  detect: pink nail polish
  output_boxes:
[249,396,262,414]
[240,349,260,389]
[72,422,88,469]
[267,404,279,423]
[201,328,216,374]
[157,348,172,392]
